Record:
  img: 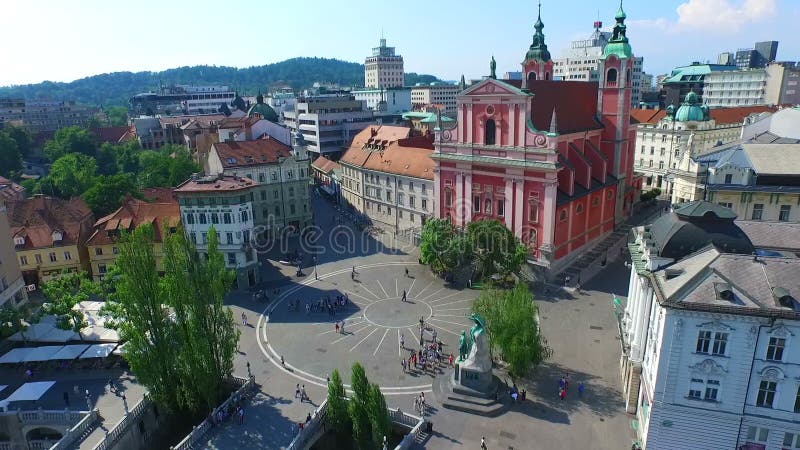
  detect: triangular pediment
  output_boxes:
[461,78,529,97]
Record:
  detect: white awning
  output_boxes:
[79,326,119,342]
[21,346,64,362]
[0,348,30,364]
[0,381,56,410]
[50,344,91,360]
[79,343,118,359]
[7,323,80,343]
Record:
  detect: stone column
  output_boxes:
[433,168,441,219]
[542,183,557,249]
[514,180,524,238]
[466,104,474,143]
[509,104,516,147]
[504,178,514,229]
[464,174,473,224]
[455,172,464,227]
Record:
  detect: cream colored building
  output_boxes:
[0,204,27,307]
[670,142,800,223]
[7,196,94,285]
[631,98,777,197]
[411,83,460,117]
[364,38,404,89]
[340,126,435,232]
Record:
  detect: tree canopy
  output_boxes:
[0,131,22,178]
[40,271,101,331]
[44,126,97,161]
[472,284,552,379]
[104,223,239,413]
[47,153,98,198]
[105,106,128,126]
[419,218,471,274]
[82,173,139,217]
[466,219,528,279]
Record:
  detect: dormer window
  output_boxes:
[714,282,734,301]
[52,231,63,242]
[226,157,237,164]
[13,236,25,246]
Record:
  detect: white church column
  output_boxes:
[464,174,473,224]
[505,178,514,229]
[455,172,464,228]
[514,180,524,238]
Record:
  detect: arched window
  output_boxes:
[606,68,618,85]
[559,210,568,222]
[576,204,584,215]
[485,119,496,145]
[528,72,537,81]
[545,72,551,80]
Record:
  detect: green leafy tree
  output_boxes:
[162,225,239,411]
[349,362,372,449]
[466,219,527,280]
[44,126,97,161]
[4,125,32,157]
[19,179,39,195]
[0,306,26,339]
[82,173,139,216]
[105,106,129,126]
[46,153,97,198]
[95,140,142,175]
[0,131,22,178]
[367,383,390,448]
[472,284,552,379]
[105,224,183,410]
[326,369,350,436]
[420,218,472,274]
[40,271,101,331]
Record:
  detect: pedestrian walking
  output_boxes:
[238,406,244,424]
[340,319,345,334]
[241,312,247,327]
[400,333,405,349]
[405,267,409,277]
[301,385,307,402]
[401,358,407,373]
[481,436,488,450]
[559,388,566,401]
[448,354,454,367]
[295,384,301,398]
[564,275,571,287]
[578,382,585,398]
[63,391,70,407]
[402,290,407,302]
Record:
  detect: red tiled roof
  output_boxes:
[311,156,341,174]
[89,126,135,144]
[212,139,292,168]
[218,116,261,129]
[340,127,434,180]
[630,109,667,124]
[524,80,603,134]
[174,175,258,193]
[0,176,25,203]
[88,188,180,246]
[709,105,778,124]
[7,196,93,249]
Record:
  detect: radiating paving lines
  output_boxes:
[376,280,390,298]
[418,287,445,303]
[433,298,475,308]
[349,328,379,352]
[412,280,434,300]
[373,329,390,356]
[358,283,380,300]
[427,290,464,305]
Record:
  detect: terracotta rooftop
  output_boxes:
[89,126,136,144]
[7,196,93,249]
[340,126,434,180]
[0,176,25,203]
[311,155,341,174]
[88,188,180,246]
[212,139,292,168]
[502,79,603,134]
[217,116,262,129]
[174,175,258,194]
[629,105,779,125]
[630,109,667,124]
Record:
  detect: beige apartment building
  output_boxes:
[411,83,460,117]
[0,204,27,308]
[340,126,435,233]
[7,196,94,285]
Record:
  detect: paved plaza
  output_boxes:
[202,195,635,449]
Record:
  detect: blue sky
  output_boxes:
[2,0,798,87]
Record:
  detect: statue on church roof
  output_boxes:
[490,56,497,79]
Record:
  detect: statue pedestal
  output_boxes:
[432,367,508,417]
[455,364,493,393]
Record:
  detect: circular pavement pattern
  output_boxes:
[256,262,480,395]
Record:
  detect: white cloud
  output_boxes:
[676,0,776,29]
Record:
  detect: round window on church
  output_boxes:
[486,105,495,116]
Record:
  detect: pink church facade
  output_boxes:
[432,5,641,271]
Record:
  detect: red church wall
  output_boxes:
[470,172,506,222]
[521,178,545,251]
[566,143,591,189]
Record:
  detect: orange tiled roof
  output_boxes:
[0,176,25,203]
[709,105,778,125]
[88,188,180,246]
[340,126,434,180]
[7,196,93,249]
[89,126,135,144]
[218,116,261,129]
[630,109,667,124]
[212,139,292,168]
[311,156,341,174]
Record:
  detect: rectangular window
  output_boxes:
[473,196,480,212]
[779,205,791,222]
[289,187,295,197]
[261,191,267,200]
[98,264,107,274]
[290,204,296,214]
[497,200,504,217]
[696,330,711,353]
[659,161,665,169]
[724,174,733,184]
[712,332,728,356]
[410,197,415,208]
[422,199,427,210]
[705,379,719,401]
[226,232,234,244]
[35,254,42,264]
[386,190,391,202]
[201,232,207,244]
[783,432,800,449]
[747,426,770,443]
[766,337,785,361]
[756,380,777,408]
[227,253,237,265]
[398,210,403,219]
[20,255,28,265]
[113,247,119,254]
[49,252,57,262]
[273,190,279,199]
[94,248,103,256]
[64,251,72,261]
[751,204,763,220]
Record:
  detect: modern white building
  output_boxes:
[703,69,768,107]
[339,126,436,233]
[622,201,800,450]
[175,174,260,290]
[130,85,236,117]
[0,98,98,132]
[351,87,412,114]
[410,83,460,117]
[553,21,644,106]
[365,38,404,89]
[283,95,376,158]
[741,106,800,141]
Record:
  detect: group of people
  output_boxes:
[412,392,426,416]
[558,373,585,400]
[295,383,310,403]
[211,399,245,426]
[402,335,449,375]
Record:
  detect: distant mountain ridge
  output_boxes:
[0,57,442,107]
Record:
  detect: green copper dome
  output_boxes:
[601,1,633,60]
[525,3,551,62]
[247,93,279,122]
[674,92,709,122]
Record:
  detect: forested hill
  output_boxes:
[0,57,442,107]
